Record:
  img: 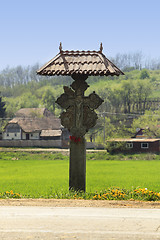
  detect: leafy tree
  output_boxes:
[102,88,123,113]
[140,69,150,79]
[0,95,6,134]
[94,115,130,143]
[0,95,6,118]
[120,81,134,113]
[103,80,152,114]
[42,89,55,113]
[133,80,152,112]
[0,119,8,133]
[17,93,39,109]
[131,110,160,138]
[106,141,126,153]
[5,101,17,118]
[104,117,116,140]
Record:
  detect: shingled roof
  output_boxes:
[15,108,54,118]
[5,108,61,133]
[7,117,61,133]
[37,43,124,77]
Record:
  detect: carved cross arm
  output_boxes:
[56,86,75,109]
[84,91,104,110]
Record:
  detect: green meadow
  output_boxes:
[0,151,160,200]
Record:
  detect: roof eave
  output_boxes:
[37,49,124,77]
[36,52,61,75]
[37,70,123,77]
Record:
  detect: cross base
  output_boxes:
[69,137,86,192]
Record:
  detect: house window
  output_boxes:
[126,142,133,148]
[141,143,149,149]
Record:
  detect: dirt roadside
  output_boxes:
[0,199,160,208]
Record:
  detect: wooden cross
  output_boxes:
[56,77,103,191]
[56,78,103,137]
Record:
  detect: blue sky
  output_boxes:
[0,0,160,70]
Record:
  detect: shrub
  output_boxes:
[106,141,126,153]
[140,69,150,79]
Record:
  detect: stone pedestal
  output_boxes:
[69,137,86,191]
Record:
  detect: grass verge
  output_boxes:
[1,187,160,202]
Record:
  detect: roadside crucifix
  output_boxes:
[37,43,124,191]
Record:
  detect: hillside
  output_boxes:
[0,68,159,118]
[0,66,160,142]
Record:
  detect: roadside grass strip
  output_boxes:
[0,190,21,199]
[91,187,160,201]
[1,187,160,201]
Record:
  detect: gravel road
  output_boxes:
[0,205,160,240]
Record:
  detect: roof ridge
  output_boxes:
[61,50,99,54]
[58,42,103,54]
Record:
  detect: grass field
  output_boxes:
[0,151,160,199]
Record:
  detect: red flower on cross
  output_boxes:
[69,136,81,143]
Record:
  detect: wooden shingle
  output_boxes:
[37,43,124,77]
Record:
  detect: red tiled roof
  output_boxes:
[37,43,124,77]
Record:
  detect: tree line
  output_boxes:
[0,64,73,89]
[111,52,160,71]
[0,52,160,88]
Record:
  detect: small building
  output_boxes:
[40,130,62,140]
[107,138,160,153]
[2,108,69,141]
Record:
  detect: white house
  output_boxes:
[2,108,67,140]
